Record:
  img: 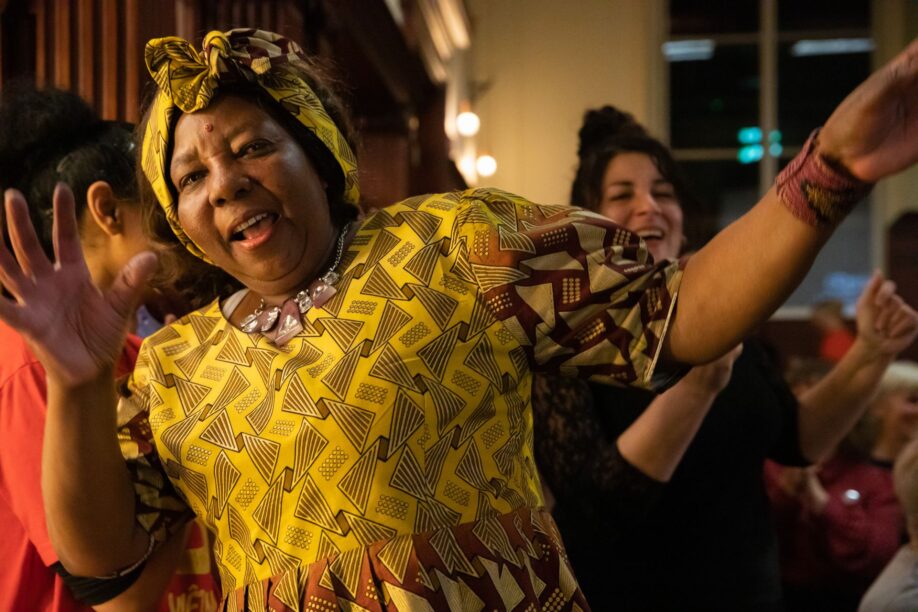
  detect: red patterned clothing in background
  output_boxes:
[765,454,904,611]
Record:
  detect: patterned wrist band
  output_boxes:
[775,129,873,228]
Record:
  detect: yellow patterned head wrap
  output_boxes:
[141,28,359,261]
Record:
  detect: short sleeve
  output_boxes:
[116,343,193,543]
[456,188,683,390]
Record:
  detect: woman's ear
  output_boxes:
[85,181,122,236]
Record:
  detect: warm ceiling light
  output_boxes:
[456,111,481,137]
[476,154,497,177]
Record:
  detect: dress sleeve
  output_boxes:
[456,188,683,391]
[116,343,194,544]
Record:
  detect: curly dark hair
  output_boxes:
[570,105,697,216]
[137,55,361,310]
[0,82,138,257]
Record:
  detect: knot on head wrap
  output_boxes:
[141,28,360,262]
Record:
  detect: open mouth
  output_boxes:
[636,229,664,243]
[230,212,279,242]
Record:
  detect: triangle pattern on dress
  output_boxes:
[390,447,432,499]
[322,345,362,400]
[463,334,503,387]
[245,347,277,386]
[210,367,250,412]
[421,376,466,435]
[213,450,241,516]
[345,512,396,546]
[160,410,201,461]
[279,341,323,388]
[467,297,497,339]
[407,284,457,331]
[450,241,477,284]
[316,530,341,561]
[376,533,415,585]
[173,377,212,416]
[293,419,328,484]
[294,475,343,533]
[369,344,419,392]
[174,461,210,510]
[330,546,365,599]
[472,515,519,569]
[458,386,497,446]
[187,313,222,344]
[245,391,274,435]
[282,374,325,418]
[251,477,284,544]
[361,265,407,300]
[387,389,425,455]
[470,264,529,293]
[216,330,249,366]
[242,433,280,484]
[326,400,375,452]
[363,229,402,271]
[455,441,493,493]
[174,341,212,380]
[429,530,477,576]
[417,324,461,380]
[337,441,379,514]
[403,242,442,285]
[498,225,536,254]
[360,208,398,231]
[200,408,240,451]
[319,318,364,353]
[423,433,453,490]
[397,210,442,243]
[369,301,413,354]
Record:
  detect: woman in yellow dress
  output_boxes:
[1,29,916,610]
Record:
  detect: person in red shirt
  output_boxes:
[813,299,857,363]
[767,362,918,611]
[0,85,217,611]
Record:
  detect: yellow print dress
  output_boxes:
[117,188,682,611]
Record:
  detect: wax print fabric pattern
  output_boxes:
[117,188,681,610]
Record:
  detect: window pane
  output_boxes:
[670,0,758,35]
[676,160,758,250]
[777,42,871,145]
[670,44,759,149]
[778,0,870,31]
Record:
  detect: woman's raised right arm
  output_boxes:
[0,186,157,576]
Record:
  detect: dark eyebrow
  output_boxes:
[170,119,267,174]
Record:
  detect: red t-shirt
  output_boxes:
[0,321,220,610]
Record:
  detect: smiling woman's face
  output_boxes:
[598,152,684,262]
[169,95,335,300]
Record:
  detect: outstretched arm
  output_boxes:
[664,40,918,364]
[617,345,742,481]
[0,186,157,576]
[796,272,918,463]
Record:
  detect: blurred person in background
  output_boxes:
[533,106,918,611]
[0,84,218,612]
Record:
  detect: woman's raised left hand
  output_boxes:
[854,271,918,359]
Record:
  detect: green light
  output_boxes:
[738,144,764,164]
[737,127,762,144]
[769,130,782,143]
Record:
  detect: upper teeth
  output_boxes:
[638,230,663,239]
[234,213,269,234]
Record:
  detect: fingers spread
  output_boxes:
[52,184,85,265]
[106,251,159,320]
[4,189,53,278]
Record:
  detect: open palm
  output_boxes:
[0,186,157,387]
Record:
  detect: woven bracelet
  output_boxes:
[775,129,873,228]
